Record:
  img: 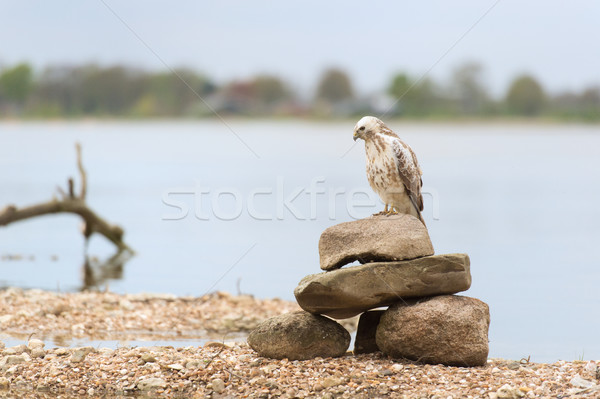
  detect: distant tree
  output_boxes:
[140,68,215,116]
[218,80,256,114]
[0,63,33,104]
[450,62,489,115]
[551,91,579,115]
[505,75,546,116]
[251,75,291,106]
[32,66,88,115]
[388,73,412,101]
[80,65,147,115]
[580,86,600,111]
[315,68,354,103]
[552,86,600,120]
[387,73,438,116]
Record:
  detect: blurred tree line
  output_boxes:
[0,61,598,121]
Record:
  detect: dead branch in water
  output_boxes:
[0,143,133,253]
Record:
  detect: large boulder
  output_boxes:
[247,311,350,360]
[294,253,471,319]
[319,214,434,271]
[376,295,490,367]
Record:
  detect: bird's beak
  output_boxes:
[353,131,359,141]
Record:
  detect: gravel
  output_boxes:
[0,344,598,398]
[0,288,598,398]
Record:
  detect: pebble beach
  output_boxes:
[1,288,599,398]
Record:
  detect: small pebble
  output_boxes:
[27,339,45,350]
[141,352,157,363]
[211,378,225,393]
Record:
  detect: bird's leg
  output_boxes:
[374,204,389,216]
[389,206,400,215]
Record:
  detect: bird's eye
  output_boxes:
[359,126,365,131]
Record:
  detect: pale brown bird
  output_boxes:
[353,116,425,224]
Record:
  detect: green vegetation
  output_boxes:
[0,61,598,121]
[316,68,354,103]
[505,75,546,116]
[0,63,33,108]
[388,74,439,117]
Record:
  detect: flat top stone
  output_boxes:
[319,214,434,271]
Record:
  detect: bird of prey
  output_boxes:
[353,116,425,224]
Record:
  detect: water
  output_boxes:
[1,120,599,363]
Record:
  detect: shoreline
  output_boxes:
[1,116,600,126]
[0,288,304,345]
[1,288,599,397]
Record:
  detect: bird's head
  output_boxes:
[353,116,383,141]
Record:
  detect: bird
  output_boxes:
[352,116,425,224]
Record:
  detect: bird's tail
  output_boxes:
[408,196,427,227]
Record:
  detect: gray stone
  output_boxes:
[54,348,70,356]
[137,377,167,391]
[3,354,28,365]
[71,346,94,363]
[490,384,525,399]
[185,359,203,369]
[210,378,225,393]
[98,348,115,356]
[30,348,46,359]
[321,376,343,388]
[141,352,157,363]
[353,310,384,354]
[248,311,350,360]
[3,344,28,355]
[295,253,471,319]
[27,339,44,350]
[376,295,490,367]
[319,214,434,271]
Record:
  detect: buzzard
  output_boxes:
[353,116,425,224]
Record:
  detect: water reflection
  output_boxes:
[81,249,133,291]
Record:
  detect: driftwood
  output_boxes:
[0,143,132,252]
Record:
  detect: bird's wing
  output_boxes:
[392,139,424,212]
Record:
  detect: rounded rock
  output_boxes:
[30,348,46,359]
[211,378,225,393]
[137,378,167,391]
[70,346,94,363]
[376,295,490,367]
[3,344,27,355]
[141,352,157,363]
[27,339,45,350]
[248,311,350,360]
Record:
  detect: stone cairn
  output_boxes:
[248,214,490,367]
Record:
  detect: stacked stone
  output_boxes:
[248,214,490,367]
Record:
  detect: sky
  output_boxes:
[1,1,599,97]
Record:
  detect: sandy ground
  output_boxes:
[1,288,599,398]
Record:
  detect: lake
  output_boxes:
[1,120,599,363]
